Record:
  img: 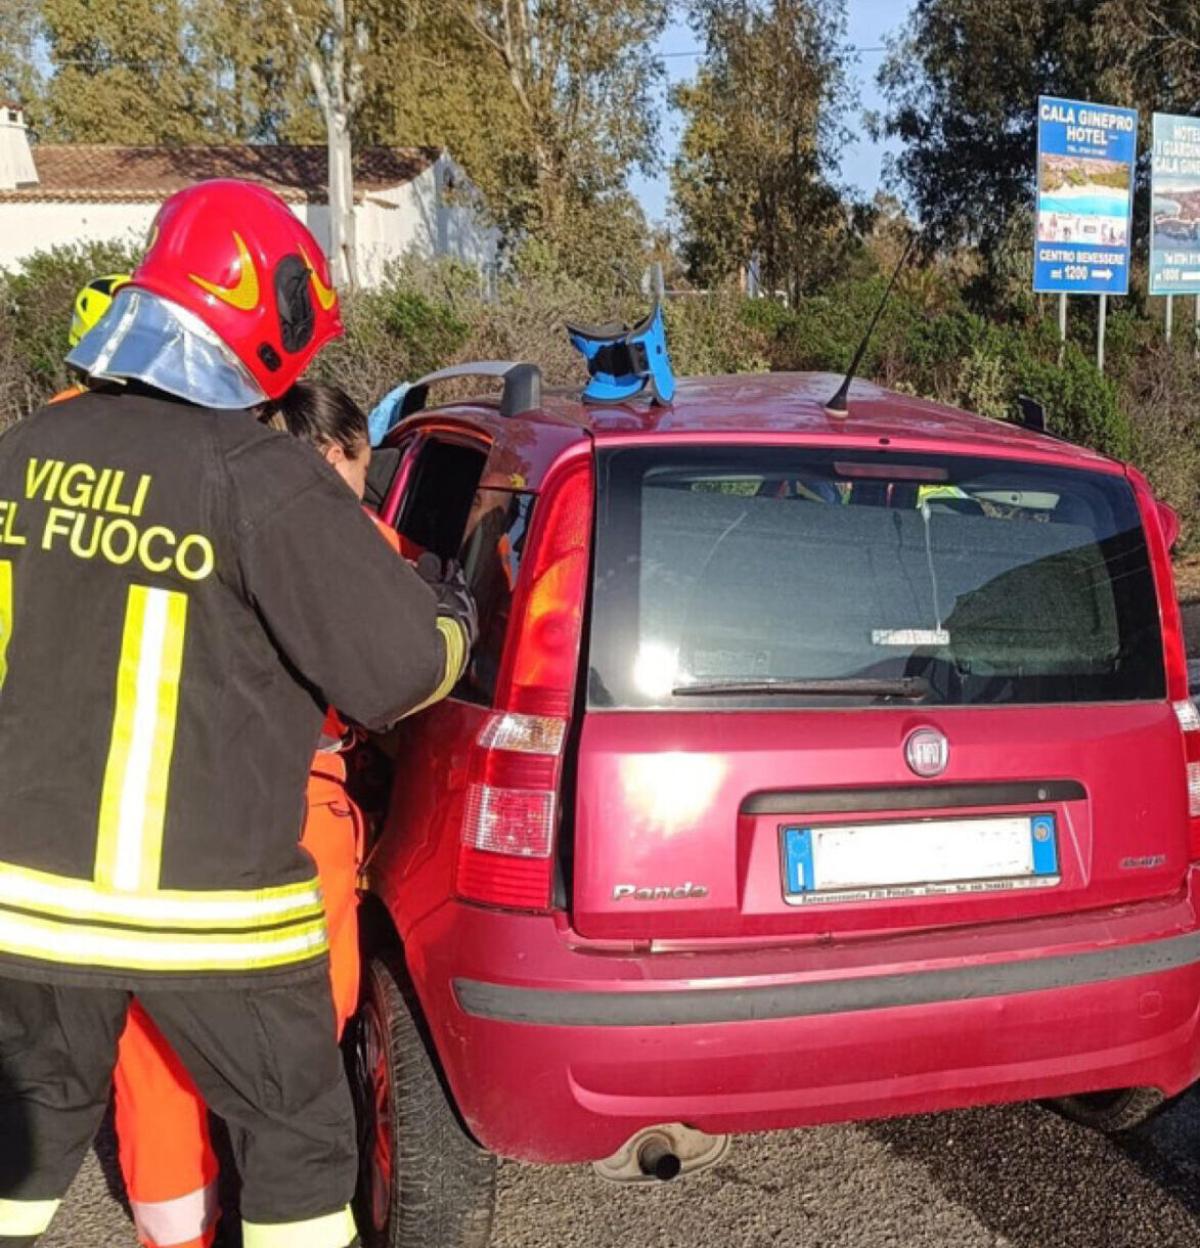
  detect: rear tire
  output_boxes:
[351,952,497,1248]
[1048,1086,1167,1134]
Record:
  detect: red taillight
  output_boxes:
[455,456,593,910]
[1133,473,1199,861]
[1133,470,1189,702]
[498,457,593,718]
[457,712,564,910]
[1174,700,1200,861]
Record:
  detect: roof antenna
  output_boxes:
[825,231,919,418]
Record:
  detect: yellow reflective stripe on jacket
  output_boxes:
[243,1206,356,1248]
[0,559,12,691]
[0,907,328,973]
[0,1197,61,1237]
[403,615,469,719]
[140,589,187,890]
[0,861,324,930]
[95,586,188,892]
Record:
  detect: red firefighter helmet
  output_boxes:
[130,179,344,400]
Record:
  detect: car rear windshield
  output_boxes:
[588,445,1166,709]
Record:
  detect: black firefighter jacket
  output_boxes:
[0,388,446,989]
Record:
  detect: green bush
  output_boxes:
[381,291,470,375]
[1121,339,1200,550]
[314,279,472,404]
[2,240,142,414]
[761,279,1133,463]
[1007,332,1131,461]
[664,289,771,376]
[0,243,1185,543]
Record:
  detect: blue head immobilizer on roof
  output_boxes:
[367,381,412,447]
[566,302,675,405]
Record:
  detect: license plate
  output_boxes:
[781,814,1059,905]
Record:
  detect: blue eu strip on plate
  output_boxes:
[783,827,814,894]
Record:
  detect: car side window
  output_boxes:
[454,489,535,705]
[394,437,488,562]
[390,435,533,705]
[363,444,404,514]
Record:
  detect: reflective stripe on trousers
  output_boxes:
[130,1182,217,1248]
[0,1197,61,1238]
[242,1205,357,1248]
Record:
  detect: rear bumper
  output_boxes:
[401,876,1200,1164]
[455,930,1200,1026]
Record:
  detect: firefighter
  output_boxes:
[49,273,132,403]
[69,274,132,349]
[111,381,411,1248]
[0,179,474,1248]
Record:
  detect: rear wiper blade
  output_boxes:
[671,677,931,699]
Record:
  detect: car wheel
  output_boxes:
[351,952,497,1248]
[1048,1087,1167,1134]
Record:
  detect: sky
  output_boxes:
[628,0,918,224]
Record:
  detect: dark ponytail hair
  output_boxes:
[264,380,368,457]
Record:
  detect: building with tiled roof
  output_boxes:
[0,104,497,285]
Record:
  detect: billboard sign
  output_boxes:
[1150,113,1200,295]
[1034,96,1137,295]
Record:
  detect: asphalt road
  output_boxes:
[40,602,1200,1247]
[39,1092,1200,1248]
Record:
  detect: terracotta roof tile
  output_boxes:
[1,144,440,204]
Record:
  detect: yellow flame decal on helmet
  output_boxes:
[300,246,338,312]
[188,232,260,312]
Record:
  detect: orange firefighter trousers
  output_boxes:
[112,760,362,1248]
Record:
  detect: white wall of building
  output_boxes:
[355,156,499,286]
[0,201,160,272]
[0,199,323,275]
[0,151,498,286]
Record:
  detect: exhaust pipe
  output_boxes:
[594,1123,729,1185]
[636,1133,683,1182]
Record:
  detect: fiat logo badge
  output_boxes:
[905,728,948,778]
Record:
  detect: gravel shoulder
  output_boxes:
[45,1094,1200,1248]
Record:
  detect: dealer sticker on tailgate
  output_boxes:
[781,814,1060,905]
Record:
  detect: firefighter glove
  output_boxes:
[416,553,479,650]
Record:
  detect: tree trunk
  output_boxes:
[326,105,356,290]
[283,0,358,291]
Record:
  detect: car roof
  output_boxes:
[396,371,1121,489]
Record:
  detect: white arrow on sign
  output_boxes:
[1182,272,1200,281]
[1092,269,1113,280]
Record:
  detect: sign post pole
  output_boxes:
[1034,96,1137,368]
[1098,294,1107,373]
[1166,293,1175,342]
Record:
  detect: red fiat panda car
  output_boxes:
[351,366,1200,1248]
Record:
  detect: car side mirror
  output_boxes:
[1157,499,1181,552]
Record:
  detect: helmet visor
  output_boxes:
[66,287,268,410]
